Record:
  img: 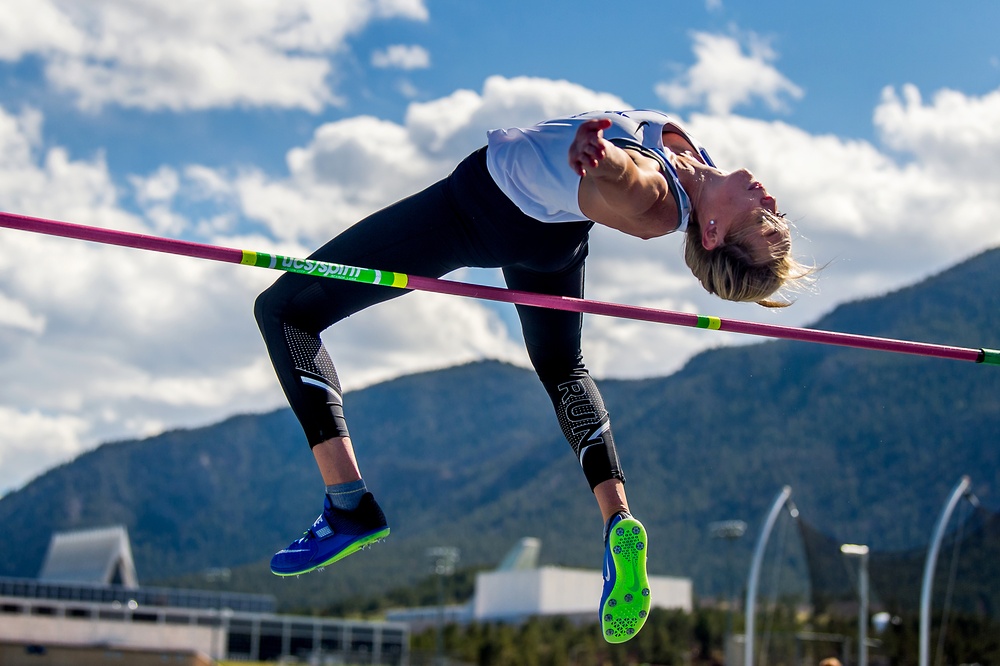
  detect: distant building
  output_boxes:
[0,525,408,665]
[473,565,692,622]
[387,536,693,629]
[38,525,138,588]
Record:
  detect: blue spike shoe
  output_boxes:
[271,492,390,576]
[599,511,651,643]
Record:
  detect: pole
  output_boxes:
[841,544,870,666]
[860,551,868,666]
[744,486,794,666]
[427,547,458,666]
[1,211,998,365]
[919,476,975,666]
[710,519,747,659]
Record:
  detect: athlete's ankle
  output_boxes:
[326,478,368,511]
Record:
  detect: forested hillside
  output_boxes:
[1,247,997,611]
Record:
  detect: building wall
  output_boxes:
[649,575,693,613]
[473,566,693,621]
[539,568,602,615]
[0,611,216,656]
[0,591,408,665]
[473,568,543,618]
[0,642,212,666]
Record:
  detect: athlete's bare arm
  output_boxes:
[570,118,680,240]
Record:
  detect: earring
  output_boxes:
[709,219,716,226]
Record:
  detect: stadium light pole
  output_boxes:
[428,546,459,666]
[840,544,870,666]
[744,486,796,666]
[919,476,977,666]
[710,519,747,658]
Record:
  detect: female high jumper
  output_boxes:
[255,109,809,643]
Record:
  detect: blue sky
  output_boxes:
[9,1,1000,175]
[1,0,1000,492]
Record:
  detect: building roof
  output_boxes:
[496,537,541,571]
[38,525,139,588]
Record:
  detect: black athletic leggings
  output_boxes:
[254,148,624,490]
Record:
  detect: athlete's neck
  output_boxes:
[671,153,711,213]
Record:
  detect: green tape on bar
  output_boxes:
[249,252,408,288]
[980,348,1000,365]
[283,256,373,282]
[248,251,276,269]
[696,315,722,330]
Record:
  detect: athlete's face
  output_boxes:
[700,168,789,263]
[708,168,778,222]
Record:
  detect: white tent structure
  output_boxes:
[38,525,139,588]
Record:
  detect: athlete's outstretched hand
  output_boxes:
[569,118,613,177]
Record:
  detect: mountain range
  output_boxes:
[1,247,998,611]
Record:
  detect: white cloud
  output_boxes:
[0,103,287,490]
[0,407,88,495]
[0,0,430,111]
[131,166,181,205]
[0,107,140,233]
[655,31,804,115]
[371,44,430,70]
[0,0,84,60]
[874,83,1000,174]
[0,291,46,333]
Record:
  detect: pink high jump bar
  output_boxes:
[1,210,996,366]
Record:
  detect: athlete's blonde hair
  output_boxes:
[683,208,813,308]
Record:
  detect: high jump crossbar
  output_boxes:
[1,210,997,366]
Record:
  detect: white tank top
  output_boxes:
[485,110,715,229]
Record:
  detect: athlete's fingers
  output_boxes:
[572,149,602,177]
[570,118,612,176]
[583,117,613,133]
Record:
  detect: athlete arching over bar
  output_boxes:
[254,109,811,643]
